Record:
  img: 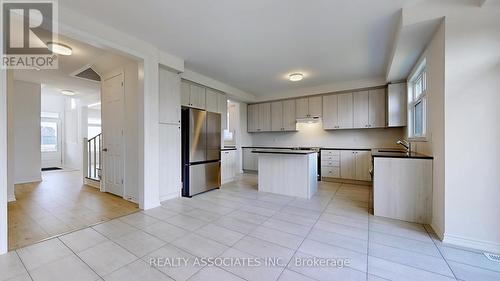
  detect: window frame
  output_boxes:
[407,58,428,141]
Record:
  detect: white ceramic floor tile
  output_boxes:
[277,269,317,281]
[369,231,441,257]
[369,242,454,277]
[141,221,188,242]
[119,213,160,228]
[439,245,500,273]
[308,228,368,254]
[60,228,109,253]
[213,217,259,234]
[195,223,245,246]
[320,212,369,229]
[112,230,166,257]
[369,221,432,243]
[103,259,173,281]
[6,273,32,281]
[92,220,137,239]
[272,212,317,227]
[141,207,178,221]
[17,239,73,271]
[288,252,367,281]
[143,244,203,281]
[298,239,367,272]
[249,226,305,250]
[184,208,221,222]
[29,254,99,281]
[187,266,245,281]
[448,260,500,281]
[0,251,29,281]
[77,241,137,276]
[368,256,456,281]
[219,248,285,281]
[164,215,207,231]
[171,233,228,258]
[314,220,369,241]
[233,236,295,263]
[239,205,277,217]
[262,218,312,237]
[226,210,268,225]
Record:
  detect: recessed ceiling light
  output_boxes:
[289,73,304,82]
[61,90,75,96]
[47,42,73,56]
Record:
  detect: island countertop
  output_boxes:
[252,149,317,155]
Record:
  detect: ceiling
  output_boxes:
[60,0,419,97]
[13,35,137,105]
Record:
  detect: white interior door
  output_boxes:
[101,71,125,197]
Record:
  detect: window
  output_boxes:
[408,59,427,140]
[41,121,58,152]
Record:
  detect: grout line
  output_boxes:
[56,237,108,279]
[424,226,460,280]
[14,250,35,281]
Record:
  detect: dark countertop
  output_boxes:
[242,146,371,151]
[242,146,296,149]
[321,148,371,151]
[252,149,318,155]
[221,147,237,151]
[371,148,433,159]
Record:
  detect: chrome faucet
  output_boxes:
[396,140,411,155]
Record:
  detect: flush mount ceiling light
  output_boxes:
[61,90,75,96]
[289,73,304,82]
[47,42,73,56]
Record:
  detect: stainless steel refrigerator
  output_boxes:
[181,108,221,197]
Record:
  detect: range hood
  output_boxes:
[296,116,321,124]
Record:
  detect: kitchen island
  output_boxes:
[252,150,318,199]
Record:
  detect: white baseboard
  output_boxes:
[7,195,16,202]
[443,233,500,254]
[84,178,101,189]
[159,192,181,203]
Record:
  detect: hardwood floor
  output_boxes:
[7,170,139,250]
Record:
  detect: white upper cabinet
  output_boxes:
[258,103,271,132]
[323,94,339,129]
[296,97,322,118]
[368,88,386,128]
[180,81,190,107]
[271,101,283,131]
[180,81,206,109]
[295,98,309,119]
[247,104,259,132]
[282,99,297,131]
[353,91,369,128]
[189,84,206,109]
[338,93,354,129]
[205,89,219,113]
[388,83,407,127]
[218,93,227,130]
[159,67,181,124]
[308,96,322,117]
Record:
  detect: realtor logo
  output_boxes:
[1,0,58,69]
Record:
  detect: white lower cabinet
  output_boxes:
[242,148,258,171]
[159,124,182,201]
[221,150,237,184]
[322,149,371,181]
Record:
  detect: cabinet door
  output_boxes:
[295,98,309,118]
[258,103,271,132]
[369,89,386,128]
[180,81,190,107]
[340,150,356,180]
[337,93,354,129]
[355,151,372,181]
[159,124,181,199]
[353,91,369,128]
[247,104,259,132]
[322,94,339,129]
[243,149,257,171]
[218,93,227,130]
[189,84,206,109]
[282,99,297,131]
[159,68,181,124]
[271,101,283,131]
[205,89,219,113]
[308,96,323,117]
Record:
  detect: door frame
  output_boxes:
[41,116,63,169]
[100,69,126,197]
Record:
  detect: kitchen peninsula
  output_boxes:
[253,149,318,199]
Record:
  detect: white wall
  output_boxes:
[251,125,404,149]
[10,81,42,184]
[6,71,15,202]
